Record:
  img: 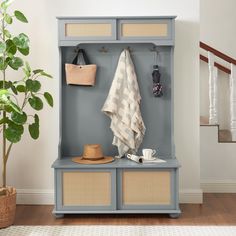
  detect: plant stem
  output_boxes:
[2,142,13,188]
[2,13,6,188]
[2,121,6,187]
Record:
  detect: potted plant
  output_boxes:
[0,0,53,228]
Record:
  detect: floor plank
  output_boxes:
[14,193,236,225]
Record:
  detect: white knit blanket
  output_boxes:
[102,49,145,157]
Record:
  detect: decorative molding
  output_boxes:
[201,180,236,193]
[16,188,203,205]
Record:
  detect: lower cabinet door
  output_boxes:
[56,169,116,211]
[118,169,176,210]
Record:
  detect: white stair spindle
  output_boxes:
[230,63,236,141]
[208,52,218,125]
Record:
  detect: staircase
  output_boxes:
[200,43,236,193]
[200,41,236,143]
[200,116,235,143]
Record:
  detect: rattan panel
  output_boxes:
[65,23,112,37]
[121,23,168,37]
[122,171,171,205]
[63,171,111,206]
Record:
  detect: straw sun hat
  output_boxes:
[72,144,114,164]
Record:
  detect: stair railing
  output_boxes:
[200,41,236,140]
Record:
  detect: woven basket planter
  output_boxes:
[0,187,16,228]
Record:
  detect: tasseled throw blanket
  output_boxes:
[102,49,146,157]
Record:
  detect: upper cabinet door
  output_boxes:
[118,19,173,41]
[59,19,117,41]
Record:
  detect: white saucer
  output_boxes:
[140,156,157,161]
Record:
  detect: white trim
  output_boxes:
[16,188,203,205]
[230,63,236,141]
[201,180,236,193]
[179,189,203,204]
[16,189,54,205]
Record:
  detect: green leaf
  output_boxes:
[44,92,53,107]
[28,114,39,139]
[22,62,31,77]
[26,79,41,92]
[4,105,14,113]
[16,85,26,92]
[0,42,6,54]
[40,71,53,78]
[13,33,29,49]
[4,13,13,24]
[8,120,24,134]
[33,69,43,74]
[28,96,43,110]
[28,122,39,139]
[8,57,23,70]
[23,68,30,77]
[0,57,8,70]
[18,47,29,56]
[11,111,27,125]
[14,10,28,23]
[0,89,22,114]
[0,117,8,125]
[0,89,9,96]
[34,114,39,124]
[25,62,31,73]
[1,0,15,10]
[4,121,24,143]
[4,29,11,38]
[6,39,17,55]
[4,127,21,143]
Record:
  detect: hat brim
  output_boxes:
[72,156,114,164]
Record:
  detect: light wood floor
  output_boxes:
[14,193,236,225]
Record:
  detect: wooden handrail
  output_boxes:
[199,41,236,74]
[200,41,236,65]
[200,54,231,74]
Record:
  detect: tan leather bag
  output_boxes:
[65,49,97,86]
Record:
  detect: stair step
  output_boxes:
[219,130,232,142]
[200,116,209,125]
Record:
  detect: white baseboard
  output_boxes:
[16,188,203,205]
[179,189,203,204]
[16,189,54,205]
[201,180,236,193]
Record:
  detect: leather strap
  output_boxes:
[72,49,90,65]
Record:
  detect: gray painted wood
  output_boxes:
[53,16,180,217]
[56,16,177,20]
[52,157,180,169]
[60,44,173,158]
[59,40,175,47]
[52,208,181,214]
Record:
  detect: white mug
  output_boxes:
[142,149,156,160]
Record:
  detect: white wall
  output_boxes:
[0,0,201,203]
[200,0,236,189]
[201,126,236,192]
